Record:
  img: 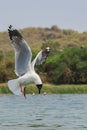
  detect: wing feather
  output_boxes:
[8,25,32,76]
[31,47,50,70]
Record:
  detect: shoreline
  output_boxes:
[0,83,87,94]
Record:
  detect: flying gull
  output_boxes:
[8,25,50,98]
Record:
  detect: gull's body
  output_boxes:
[8,25,50,97]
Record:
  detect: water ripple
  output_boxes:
[0,94,87,130]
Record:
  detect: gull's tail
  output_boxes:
[8,79,22,96]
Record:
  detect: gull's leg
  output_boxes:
[20,83,26,98]
[20,83,22,92]
[24,87,26,98]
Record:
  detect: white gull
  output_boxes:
[8,25,50,97]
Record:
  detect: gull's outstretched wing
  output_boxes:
[8,25,32,76]
[31,47,50,70]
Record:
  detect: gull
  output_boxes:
[8,25,50,98]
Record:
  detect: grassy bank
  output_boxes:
[0,83,87,94]
[0,83,11,94]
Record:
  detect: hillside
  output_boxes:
[0,25,87,52]
[0,25,87,84]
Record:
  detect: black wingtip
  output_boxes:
[8,25,13,40]
[8,25,23,40]
[9,25,12,30]
[46,47,50,53]
[42,47,50,58]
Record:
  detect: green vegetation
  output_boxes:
[42,45,87,84]
[42,84,87,94]
[0,83,87,94]
[0,25,87,94]
[0,83,11,94]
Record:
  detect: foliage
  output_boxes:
[0,26,87,85]
[0,51,16,83]
[42,46,87,84]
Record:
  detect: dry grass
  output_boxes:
[0,26,79,52]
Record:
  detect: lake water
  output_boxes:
[0,94,87,130]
